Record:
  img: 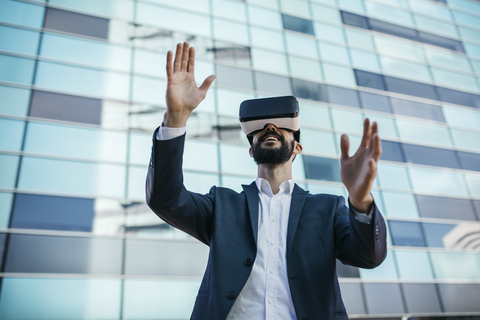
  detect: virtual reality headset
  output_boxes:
[239,96,300,143]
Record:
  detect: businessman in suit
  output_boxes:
[146,42,387,320]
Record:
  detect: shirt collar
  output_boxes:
[255,177,294,197]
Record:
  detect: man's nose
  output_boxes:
[264,123,277,131]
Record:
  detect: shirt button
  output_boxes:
[271,218,276,222]
[271,242,276,246]
[269,300,273,305]
[270,269,274,274]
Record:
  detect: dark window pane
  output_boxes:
[416,195,478,221]
[369,19,418,41]
[0,233,6,270]
[215,64,254,91]
[474,200,480,221]
[43,8,109,39]
[458,151,480,172]
[437,87,480,109]
[336,260,359,278]
[401,144,461,169]
[29,90,101,125]
[359,91,391,113]
[438,284,480,312]
[354,70,385,91]
[363,283,405,314]
[211,44,251,65]
[303,155,341,182]
[384,76,439,100]
[389,220,426,246]
[125,239,208,276]
[339,283,365,314]
[390,97,445,122]
[281,14,314,35]
[254,72,292,95]
[5,234,122,274]
[11,193,94,232]
[291,78,327,102]
[326,85,360,108]
[418,31,465,53]
[401,284,442,313]
[422,222,456,248]
[340,11,370,29]
[380,140,405,162]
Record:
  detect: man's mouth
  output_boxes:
[261,134,281,143]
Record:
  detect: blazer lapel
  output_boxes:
[287,184,307,258]
[242,182,260,245]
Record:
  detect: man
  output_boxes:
[146,42,387,320]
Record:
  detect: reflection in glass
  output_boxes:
[301,129,337,156]
[0,119,25,152]
[402,283,442,313]
[282,14,314,36]
[248,6,282,30]
[416,194,477,221]
[0,154,20,189]
[377,163,411,190]
[390,97,444,122]
[0,54,35,85]
[213,19,249,46]
[250,26,284,51]
[217,116,246,144]
[0,192,13,228]
[303,155,341,182]
[363,283,405,314]
[395,250,433,279]
[251,48,289,75]
[288,56,322,82]
[285,34,318,59]
[430,252,480,279]
[402,144,460,169]
[409,167,469,197]
[0,0,45,29]
[389,220,425,246]
[396,119,452,147]
[0,25,40,56]
[0,85,30,117]
[381,191,419,218]
[44,8,109,40]
[216,64,254,91]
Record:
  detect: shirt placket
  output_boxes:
[265,192,281,319]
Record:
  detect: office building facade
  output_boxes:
[0,0,480,318]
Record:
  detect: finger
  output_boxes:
[199,75,216,93]
[166,50,173,78]
[340,134,350,161]
[173,43,183,72]
[372,133,382,162]
[187,46,195,74]
[369,121,378,153]
[360,118,372,148]
[181,42,189,71]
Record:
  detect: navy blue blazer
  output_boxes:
[146,131,387,320]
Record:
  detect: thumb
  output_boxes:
[199,75,216,93]
[340,134,350,162]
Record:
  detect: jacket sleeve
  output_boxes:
[333,196,387,269]
[145,128,215,246]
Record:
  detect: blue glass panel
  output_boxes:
[326,85,360,108]
[281,13,314,35]
[11,193,94,232]
[0,233,6,270]
[354,70,385,90]
[303,155,341,182]
[0,278,121,320]
[369,18,418,41]
[431,252,480,280]
[380,140,404,162]
[418,31,465,52]
[44,8,109,39]
[340,11,369,29]
[422,222,457,248]
[0,154,19,189]
[0,25,40,55]
[0,0,45,29]
[464,42,480,59]
[384,76,438,100]
[402,283,442,313]
[395,250,434,279]
[402,144,461,169]
[5,234,122,274]
[0,54,35,85]
[359,91,391,113]
[0,118,25,152]
[438,283,480,311]
[0,192,13,228]
[390,98,445,122]
[389,220,426,246]
[437,87,480,109]
[416,194,478,221]
[458,151,480,172]
[48,0,134,20]
[363,283,405,314]
[0,85,30,117]
[291,78,327,102]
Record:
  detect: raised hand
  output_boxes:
[164,42,216,128]
[340,118,382,213]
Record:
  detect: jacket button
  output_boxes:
[227,291,236,300]
[244,258,253,267]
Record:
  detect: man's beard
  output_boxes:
[251,133,295,165]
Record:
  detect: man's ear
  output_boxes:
[293,142,303,155]
[249,146,253,158]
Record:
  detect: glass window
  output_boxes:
[189,172,221,195]
[301,129,338,156]
[452,10,480,29]
[18,157,126,198]
[381,57,432,83]
[327,86,361,109]
[0,25,40,56]
[442,105,480,131]
[460,25,480,44]
[133,48,166,79]
[220,143,257,175]
[432,68,479,92]
[300,103,332,129]
[292,154,305,180]
[0,192,13,228]
[363,113,398,139]
[248,6,282,30]
[337,262,359,278]
[410,0,452,20]
[221,175,255,193]
[0,0,45,29]
[216,65,254,91]
[437,87,480,109]
[369,18,418,41]
[132,75,165,105]
[363,283,405,314]
[0,85,30,117]
[29,90,102,125]
[288,56,323,82]
[311,4,341,24]
[216,88,255,117]
[395,250,433,279]
[466,174,480,198]
[306,183,347,197]
[458,151,480,172]
[285,33,317,58]
[354,70,385,90]
[416,194,478,221]
[318,42,349,65]
[338,0,365,13]
[396,119,452,147]
[438,283,480,312]
[402,283,442,313]
[379,140,404,162]
[313,22,346,44]
[339,283,365,314]
[250,26,284,52]
[425,48,472,73]
[254,72,292,96]
[282,14,314,36]
[365,2,414,26]
[147,0,209,14]
[0,278,121,320]
[359,251,398,279]
[464,42,480,59]
[323,63,356,87]
[345,29,375,50]
[377,163,411,190]
[390,97,444,122]
[349,49,381,72]
[127,166,149,201]
[331,109,364,133]
[359,91,391,113]
[213,44,251,67]
[251,48,289,75]
[415,15,459,38]
[375,35,425,62]
[408,167,469,197]
[0,54,35,85]
[303,155,341,182]
[44,8,108,39]
[280,0,310,17]
[0,154,19,189]
[184,140,219,172]
[430,252,480,279]
[402,143,460,169]
[341,11,369,29]
[449,0,480,14]
[49,0,134,20]
[292,78,327,102]
[418,31,465,53]
[381,191,419,218]
[0,119,25,152]
[450,129,480,152]
[123,280,199,320]
[5,234,122,274]
[24,122,127,163]
[212,0,246,22]
[389,220,426,246]
[213,18,249,46]
[423,222,479,250]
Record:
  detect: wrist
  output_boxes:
[349,194,373,213]
[163,110,191,128]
